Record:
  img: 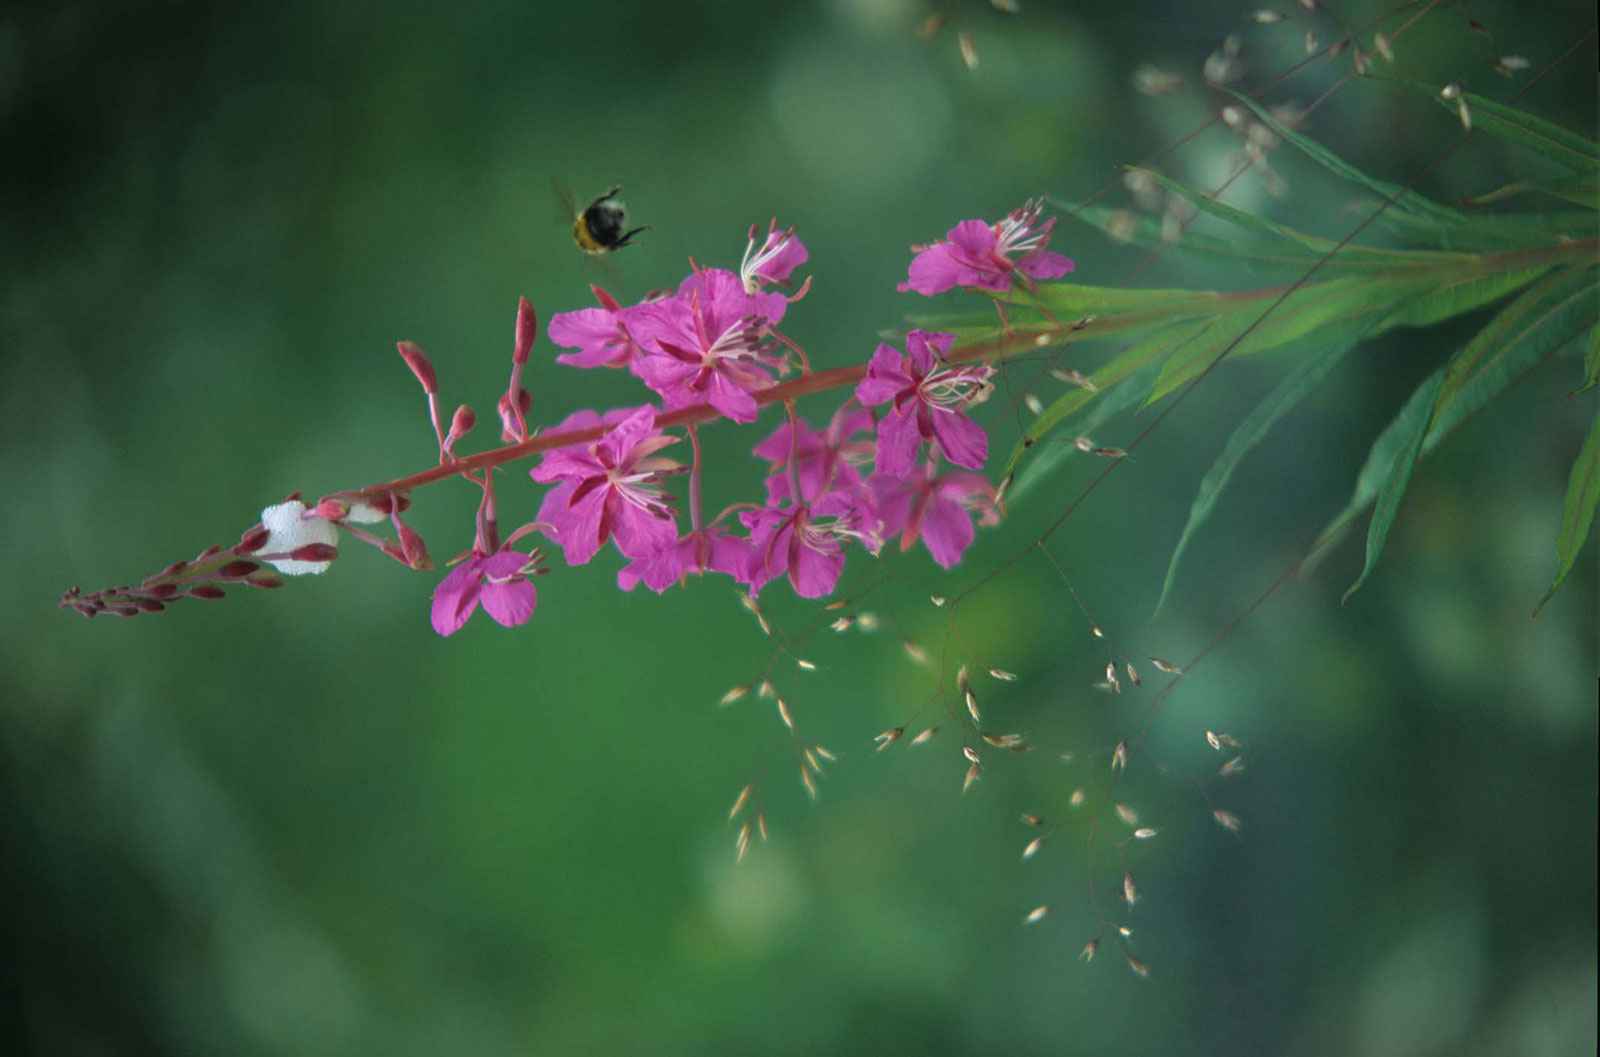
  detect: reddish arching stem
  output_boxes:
[336,323,1068,503]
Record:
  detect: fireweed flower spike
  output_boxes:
[740,219,809,294]
[628,268,791,424]
[856,329,996,478]
[871,462,1000,568]
[531,405,683,566]
[898,199,1075,296]
[430,546,544,637]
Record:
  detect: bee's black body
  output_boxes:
[572,184,648,255]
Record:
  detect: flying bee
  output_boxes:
[555,179,649,256]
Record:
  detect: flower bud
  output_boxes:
[399,525,432,570]
[234,526,270,554]
[397,340,438,394]
[514,297,538,365]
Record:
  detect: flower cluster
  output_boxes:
[64,204,1077,632]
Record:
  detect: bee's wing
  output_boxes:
[550,175,579,224]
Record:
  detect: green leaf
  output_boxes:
[1366,203,1598,252]
[1007,365,1156,504]
[1144,276,1429,407]
[1062,197,1483,275]
[1578,323,1600,396]
[1535,400,1600,614]
[1341,371,1444,603]
[1309,265,1598,581]
[1423,85,1600,172]
[1463,170,1600,210]
[1376,266,1551,331]
[999,317,1215,479]
[1223,88,1469,224]
[1432,265,1600,426]
[1151,327,1361,622]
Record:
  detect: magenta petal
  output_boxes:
[789,538,843,598]
[532,449,602,483]
[549,308,629,368]
[430,562,483,636]
[929,409,988,470]
[945,219,999,258]
[705,372,761,423]
[599,405,658,462]
[905,330,954,373]
[1020,251,1075,280]
[874,409,922,479]
[480,578,537,627]
[898,243,969,296]
[557,486,608,566]
[856,345,912,406]
[919,494,977,568]
[611,500,678,560]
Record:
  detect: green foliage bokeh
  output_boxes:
[2,1,1595,1054]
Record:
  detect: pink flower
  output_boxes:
[742,487,881,599]
[740,220,808,293]
[855,330,995,478]
[430,547,542,636]
[617,525,755,593]
[752,404,876,498]
[628,268,790,423]
[898,200,1074,296]
[531,406,682,566]
[871,465,1000,568]
[546,285,647,370]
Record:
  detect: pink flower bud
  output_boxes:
[311,498,350,521]
[134,598,166,613]
[216,560,261,579]
[450,404,476,437]
[245,572,285,589]
[397,340,438,394]
[187,585,227,600]
[514,296,538,365]
[398,526,432,570]
[144,583,179,599]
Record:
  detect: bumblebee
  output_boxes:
[560,181,649,256]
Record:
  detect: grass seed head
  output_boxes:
[1022,836,1044,861]
[1024,905,1049,924]
[912,726,940,745]
[1214,809,1243,832]
[875,727,905,751]
[962,762,982,794]
[1115,802,1139,826]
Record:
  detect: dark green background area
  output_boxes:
[2,1,1595,1054]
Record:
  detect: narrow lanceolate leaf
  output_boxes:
[1151,329,1360,622]
[1463,170,1600,211]
[1144,276,1430,408]
[1224,88,1468,224]
[1414,83,1600,172]
[1579,324,1600,396]
[1009,365,1156,504]
[1312,262,1600,575]
[1367,203,1598,253]
[1377,266,1551,332]
[1000,317,1216,479]
[1431,265,1600,428]
[1535,402,1600,614]
[1342,371,1445,603]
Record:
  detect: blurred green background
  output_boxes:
[2,1,1595,1054]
